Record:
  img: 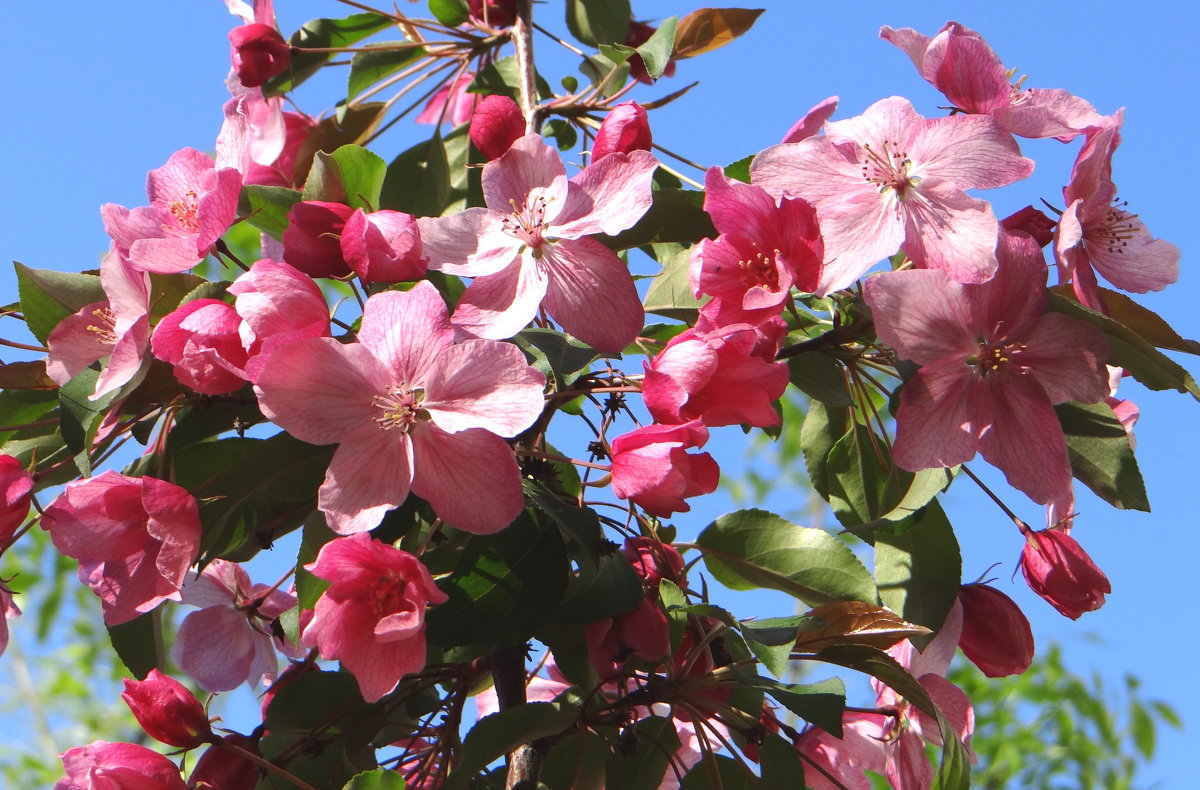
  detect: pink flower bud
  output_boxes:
[469,94,526,160]
[584,594,670,678]
[592,101,652,161]
[621,536,686,588]
[340,209,428,284]
[151,299,249,395]
[610,421,720,518]
[282,201,356,278]
[956,583,1034,677]
[229,23,291,89]
[469,0,518,28]
[0,455,32,548]
[121,669,213,749]
[188,733,260,790]
[1020,528,1111,619]
[1001,205,1057,248]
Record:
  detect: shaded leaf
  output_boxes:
[448,701,580,789]
[643,244,704,321]
[787,351,850,407]
[292,103,389,187]
[605,189,715,250]
[14,263,103,345]
[605,716,681,790]
[239,185,302,241]
[743,675,846,736]
[566,0,631,46]
[1057,400,1149,511]
[349,42,425,99]
[680,753,759,789]
[381,133,451,217]
[1051,284,1200,355]
[0,361,56,390]
[540,730,608,790]
[874,500,961,645]
[674,8,765,59]
[107,610,162,680]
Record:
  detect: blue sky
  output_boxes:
[3,1,1198,786]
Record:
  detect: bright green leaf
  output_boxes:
[349,42,426,99]
[874,499,961,641]
[331,144,388,210]
[428,0,469,26]
[643,244,705,321]
[240,185,303,241]
[566,0,631,46]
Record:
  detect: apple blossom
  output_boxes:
[188,734,260,790]
[585,594,671,678]
[302,533,448,702]
[416,73,477,126]
[0,581,19,659]
[151,298,249,395]
[956,583,1034,677]
[609,421,720,517]
[121,669,213,749]
[340,209,428,284]
[55,742,186,790]
[1020,526,1111,619]
[780,96,838,144]
[0,454,33,547]
[281,200,356,278]
[227,259,331,382]
[229,23,291,88]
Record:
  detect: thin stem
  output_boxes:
[0,337,47,353]
[960,463,1029,531]
[216,740,322,790]
[515,449,610,472]
[0,417,57,433]
[531,21,585,56]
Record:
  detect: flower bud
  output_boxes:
[229,23,291,89]
[1020,528,1111,619]
[592,101,652,161]
[0,455,33,548]
[341,209,428,284]
[282,201,356,278]
[621,536,686,588]
[469,0,518,28]
[121,669,212,749]
[1001,205,1057,248]
[188,734,260,790]
[469,94,526,160]
[956,583,1034,677]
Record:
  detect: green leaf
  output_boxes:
[14,263,103,344]
[302,150,348,204]
[825,421,924,528]
[330,144,388,210]
[673,8,765,59]
[239,185,302,240]
[344,770,407,790]
[515,328,598,384]
[696,509,878,606]
[759,733,806,788]
[58,368,120,473]
[787,351,851,407]
[540,730,607,790]
[632,17,678,79]
[292,102,389,185]
[0,388,60,449]
[798,401,849,501]
[723,155,753,184]
[428,0,470,26]
[381,133,451,217]
[425,511,569,646]
[605,716,681,790]
[1057,400,1149,511]
[740,615,822,646]
[566,0,631,46]
[349,41,426,99]
[741,634,792,679]
[469,56,554,102]
[748,676,846,736]
[1051,284,1200,355]
[643,244,705,321]
[680,754,759,789]
[606,189,715,250]
[107,610,163,679]
[874,499,961,642]
[264,14,393,96]
[448,701,580,789]
[524,480,602,571]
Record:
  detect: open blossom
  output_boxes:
[864,231,1109,504]
[121,669,213,749]
[46,248,151,400]
[255,282,545,535]
[956,583,1034,677]
[56,742,186,790]
[101,148,241,274]
[41,472,201,626]
[1020,526,1110,619]
[171,559,300,691]
[610,421,719,518]
[418,133,657,351]
[227,259,331,382]
[302,533,448,702]
[752,96,1033,293]
[881,22,1106,141]
[151,299,249,395]
[1055,116,1180,311]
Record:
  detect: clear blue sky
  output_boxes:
[3,1,1198,786]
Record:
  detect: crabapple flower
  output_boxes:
[469,94,525,160]
[46,248,151,400]
[956,583,1034,677]
[468,0,517,28]
[41,472,201,626]
[752,96,1033,293]
[151,299,249,395]
[0,581,19,659]
[171,559,300,692]
[302,533,448,702]
[610,421,719,518]
[340,209,428,284]
[585,594,671,678]
[1020,526,1111,618]
[255,282,546,535]
[282,200,356,278]
[690,166,823,312]
[591,101,652,161]
[416,73,478,126]
[864,231,1109,505]
[881,22,1107,141]
[121,669,213,749]
[418,133,657,351]
[1055,116,1180,310]
[244,110,315,187]
[56,742,186,790]
[229,23,291,88]
[101,148,241,274]
[622,536,686,588]
[227,259,331,382]
[780,96,838,144]
[796,712,888,790]
[0,455,33,547]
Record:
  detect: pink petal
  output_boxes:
[864,270,975,365]
[483,134,568,211]
[976,374,1073,505]
[410,424,524,535]
[319,427,415,535]
[553,150,659,238]
[892,360,980,473]
[780,95,838,143]
[357,283,456,384]
[452,256,549,341]
[901,178,999,284]
[418,209,519,277]
[171,606,258,692]
[541,237,644,352]
[422,339,546,436]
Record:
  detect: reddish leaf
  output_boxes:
[673,8,765,59]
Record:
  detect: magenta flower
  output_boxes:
[864,231,1109,505]
[46,248,151,400]
[301,533,448,702]
[621,536,686,589]
[881,22,1106,141]
[229,22,291,89]
[417,133,657,351]
[469,94,525,161]
[584,595,671,678]
[170,559,299,692]
[1055,117,1180,310]
[101,148,241,274]
[227,259,331,382]
[41,472,201,626]
[956,583,1034,677]
[780,96,838,144]
[56,742,186,790]
[281,200,356,278]
[0,455,33,548]
[609,421,720,518]
[187,734,260,790]
[752,96,1033,293]
[1020,527,1110,619]
[690,166,823,312]
[591,101,652,161]
[121,669,213,749]
[416,73,478,126]
[0,580,20,659]
[340,209,428,284]
[255,281,546,535]
[151,298,249,395]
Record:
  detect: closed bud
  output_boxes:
[282,201,356,278]
[0,455,32,548]
[592,101,652,162]
[121,669,212,749]
[1020,528,1111,619]
[188,733,260,790]
[1001,205,1057,248]
[469,95,526,160]
[956,583,1034,677]
[229,23,291,89]
[469,0,518,28]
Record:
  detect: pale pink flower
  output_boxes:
[0,454,33,547]
[881,22,1107,141]
[255,281,546,535]
[302,533,448,702]
[151,299,249,395]
[416,73,478,126]
[752,96,1033,293]
[56,742,186,790]
[1054,116,1180,310]
[170,559,299,692]
[41,471,201,626]
[418,133,657,351]
[864,231,1109,505]
[227,259,331,382]
[46,248,151,400]
[690,166,823,312]
[609,421,719,518]
[340,209,428,284]
[796,712,886,790]
[101,148,241,274]
[244,110,315,187]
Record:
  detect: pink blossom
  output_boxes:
[340,209,428,284]
[416,73,478,126]
[469,94,526,160]
[752,96,1033,293]
[610,421,719,518]
[585,594,671,678]
[170,559,299,691]
[956,583,1034,677]
[881,22,1107,141]
[301,533,448,702]
[592,101,652,161]
[229,23,291,89]
[864,231,1109,505]
[101,148,241,274]
[227,259,331,382]
[796,712,887,790]
[46,248,151,400]
[642,325,789,428]
[1055,117,1180,310]
[1020,526,1110,619]
[0,580,20,658]
[121,669,213,749]
[418,133,657,351]
[690,166,823,312]
[468,0,517,28]
[781,96,838,144]
[40,471,201,626]
[55,742,186,790]
[282,200,356,278]
[622,536,686,588]
[255,281,546,535]
[0,455,33,548]
[151,299,249,395]
[244,111,315,187]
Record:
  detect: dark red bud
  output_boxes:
[468,0,518,28]
[469,95,527,161]
[229,23,291,89]
[121,669,212,749]
[1020,528,1111,619]
[282,201,356,279]
[188,733,260,790]
[956,583,1034,677]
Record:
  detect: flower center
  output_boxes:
[738,245,782,291]
[861,140,919,198]
[1089,198,1138,255]
[967,334,1029,378]
[86,306,118,344]
[373,386,427,433]
[168,190,202,233]
[501,191,556,254]
[371,573,407,616]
